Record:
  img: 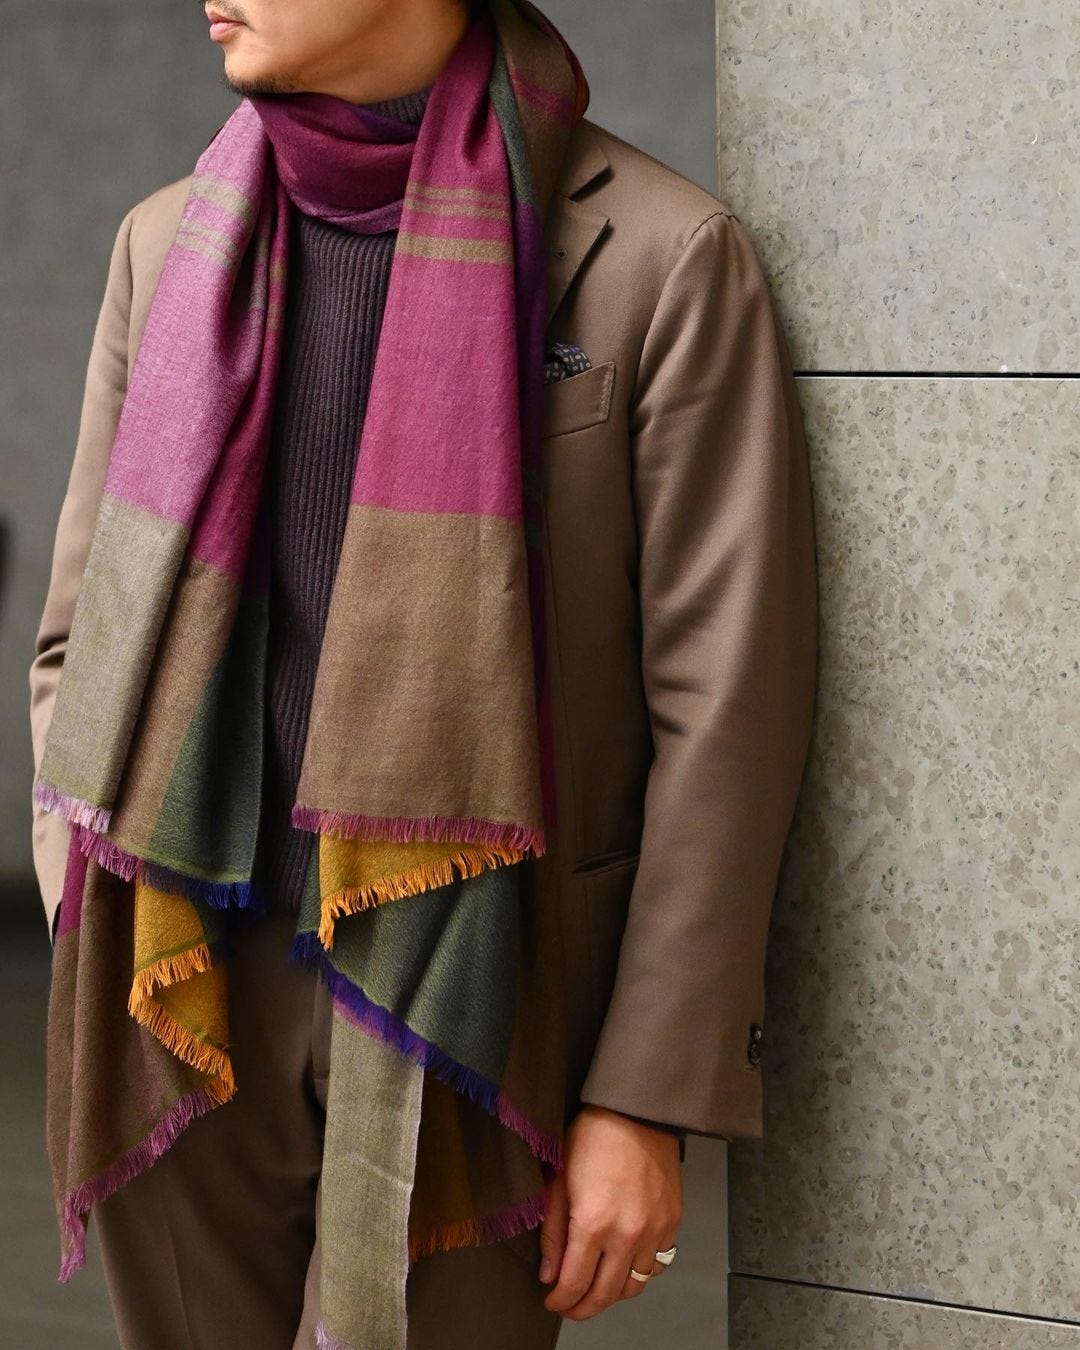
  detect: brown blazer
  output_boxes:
[29,115,818,1142]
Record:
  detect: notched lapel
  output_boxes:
[543,197,610,328]
[543,126,611,328]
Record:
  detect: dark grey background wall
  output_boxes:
[1,0,717,902]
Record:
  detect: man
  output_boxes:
[28,0,817,1345]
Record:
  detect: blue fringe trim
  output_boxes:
[287,933,563,1167]
[141,860,270,912]
[288,930,504,1113]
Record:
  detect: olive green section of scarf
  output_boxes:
[293,848,521,1087]
[149,591,268,883]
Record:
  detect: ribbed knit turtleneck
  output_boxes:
[252,83,432,915]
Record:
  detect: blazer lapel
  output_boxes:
[543,127,611,328]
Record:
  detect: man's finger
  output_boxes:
[538,1170,569,1283]
[620,1241,664,1299]
[564,1244,642,1318]
[542,1214,602,1314]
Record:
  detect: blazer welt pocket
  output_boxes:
[570,847,640,876]
[541,360,615,439]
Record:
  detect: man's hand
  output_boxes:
[538,1104,682,1320]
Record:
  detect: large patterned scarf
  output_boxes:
[36,3,587,1343]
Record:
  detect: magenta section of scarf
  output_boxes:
[248,90,419,234]
[248,19,530,524]
[103,14,526,553]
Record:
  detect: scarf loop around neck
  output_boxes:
[35,3,587,1343]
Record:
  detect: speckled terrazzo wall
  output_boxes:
[718,2,1080,1346]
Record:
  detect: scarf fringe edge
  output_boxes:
[311,1191,550,1350]
[142,860,265,910]
[57,1084,225,1283]
[407,1186,549,1264]
[292,804,544,856]
[128,945,237,1095]
[290,931,564,1170]
[33,780,112,835]
[70,821,264,912]
[316,844,527,948]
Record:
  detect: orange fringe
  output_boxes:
[127,944,236,1103]
[408,1212,501,1264]
[317,843,527,950]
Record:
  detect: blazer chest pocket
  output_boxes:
[541,360,615,439]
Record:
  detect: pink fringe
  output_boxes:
[474,1187,549,1246]
[68,823,261,911]
[491,1092,563,1169]
[32,780,111,835]
[290,804,545,855]
[58,1086,223,1282]
[73,823,142,881]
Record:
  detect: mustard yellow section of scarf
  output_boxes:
[129,878,236,1104]
[317,835,529,949]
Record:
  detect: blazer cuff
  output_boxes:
[608,1110,688,1162]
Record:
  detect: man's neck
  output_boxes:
[295,4,470,105]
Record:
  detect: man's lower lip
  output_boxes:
[210,20,243,40]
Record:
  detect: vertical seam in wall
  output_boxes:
[714,0,723,198]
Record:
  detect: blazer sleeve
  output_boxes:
[576,210,818,1141]
[616,1112,688,1164]
[29,204,137,946]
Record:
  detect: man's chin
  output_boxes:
[220,63,302,97]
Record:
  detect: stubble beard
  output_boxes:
[220,67,304,97]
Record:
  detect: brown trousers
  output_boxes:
[94,912,564,1350]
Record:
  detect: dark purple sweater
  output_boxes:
[250,83,432,914]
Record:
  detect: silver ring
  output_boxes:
[655,1244,678,1267]
[628,1267,652,1283]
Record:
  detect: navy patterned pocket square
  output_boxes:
[543,340,591,385]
